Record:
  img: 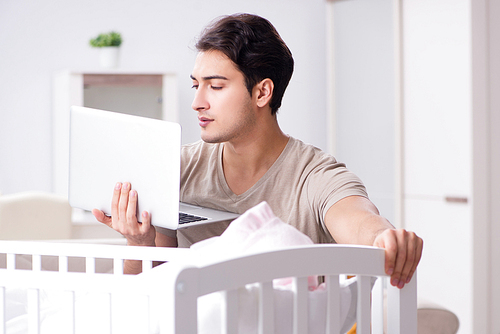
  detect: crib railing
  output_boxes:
[0,240,188,334]
[0,241,417,334]
[161,244,417,334]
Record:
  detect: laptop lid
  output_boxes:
[68,106,239,230]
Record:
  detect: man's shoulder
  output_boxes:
[286,136,336,163]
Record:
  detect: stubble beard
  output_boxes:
[200,101,256,144]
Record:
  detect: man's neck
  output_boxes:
[221,121,289,195]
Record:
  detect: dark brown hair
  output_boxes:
[195,13,294,115]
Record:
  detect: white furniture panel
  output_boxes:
[403,0,471,199]
[404,197,471,333]
[329,0,498,331]
[52,70,178,196]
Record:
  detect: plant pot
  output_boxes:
[99,46,120,68]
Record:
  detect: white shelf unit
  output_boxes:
[52,70,178,197]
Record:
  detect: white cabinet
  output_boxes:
[52,70,178,197]
[328,0,498,332]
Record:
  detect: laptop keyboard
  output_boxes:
[179,212,209,224]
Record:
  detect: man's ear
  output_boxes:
[254,78,274,108]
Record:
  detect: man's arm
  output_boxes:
[324,195,423,289]
[93,182,178,275]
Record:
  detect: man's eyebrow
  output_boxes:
[190,74,228,81]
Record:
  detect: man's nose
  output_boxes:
[191,89,209,111]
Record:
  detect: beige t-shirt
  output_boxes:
[159,137,368,248]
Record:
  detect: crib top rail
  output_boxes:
[172,244,388,296]
[0,240,190,262]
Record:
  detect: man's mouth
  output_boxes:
[198,116,214,127]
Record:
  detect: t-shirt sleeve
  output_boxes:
[306,160,368,237]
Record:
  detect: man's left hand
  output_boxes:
[373,229,423,289]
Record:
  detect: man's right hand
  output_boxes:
[92,182,156,247]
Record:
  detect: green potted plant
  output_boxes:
[89,31,122,68]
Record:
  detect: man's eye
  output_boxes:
[191,84,199,89]
[211,86,222,90]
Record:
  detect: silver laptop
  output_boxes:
[68,106,240,230]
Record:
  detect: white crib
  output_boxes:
[0,240,416,334]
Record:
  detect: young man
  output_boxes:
[93,14,423,289]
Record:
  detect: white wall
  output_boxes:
[332,0,396,225]
[0,0,327,195]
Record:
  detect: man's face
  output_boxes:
[190,50,257,144]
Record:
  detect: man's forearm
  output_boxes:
[124,259,143,275]
[123,259,166,275]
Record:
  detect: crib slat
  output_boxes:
[0,287,5,334]
[325,275,340,334]
[86,257,96,274]
[28,288,40,334]
[292,276,308,334]
[144,294,151,334]
[114,258,124,275]
[108,293,113,334]
[371,277,384,333]
[142,260,153,273]
[356,276,371,334]
[258,281,274,334]
[6,253,15,270]
[59,256,68,272]
[222,289,238,334]
[32,254,42,271]
[66,291,76,334]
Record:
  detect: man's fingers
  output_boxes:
[92,209,112,227]
[373,230,397,276]
[406,236,424,283]
[392,230,409,288]
[111,182,122,219]
[118,182,131,219]
[374,229,423,289]
[402,232,420,282]
[139,211,153,233]
[127,189,139,223]
[101,182,156,247]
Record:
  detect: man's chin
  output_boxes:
[200,133,222,144]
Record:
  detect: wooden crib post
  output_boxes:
[32,254,42,271]
[113,258,124,275]
[222,288,239,334]
[258,281,274,334]
[387,274,417,334]
[292,276,309,334]
[325,274,341,334]
[27,288,40,334]
[142,260,153,273]
[356,276,372,334]
[371,277,385,333]
[66,290,76,334]
[173,267,199,334]
[59,255,68,272]
[86,257,95,274]
[6,253,15,270]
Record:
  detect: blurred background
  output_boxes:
[0,0,498,333]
